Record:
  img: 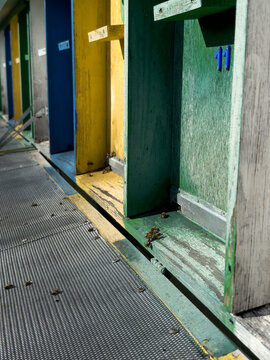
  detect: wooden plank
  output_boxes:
[225,0,270,313]
[76,170,124,224]
[110,0,124,160]
[154,0,236,22]
[88,25,124,43]
[10,15,22,122]
[29,0,49,142]
[124,0,175,216]
[73,0,107,174]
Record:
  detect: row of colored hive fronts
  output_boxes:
[0,0,235,220]
[0,0,126,175]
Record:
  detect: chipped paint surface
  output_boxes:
[76,170,124,224]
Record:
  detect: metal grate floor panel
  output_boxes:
[0,147,209,360]
[0,165,86,251]
[0,152,38,172]
[0,225,209,360]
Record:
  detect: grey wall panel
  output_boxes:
[30,0,48,141]
[0,30,8,114]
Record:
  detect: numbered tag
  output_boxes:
[223,45,231,71]
[38,48,46,57]
[214,47,223,72]
[58,40,70,51]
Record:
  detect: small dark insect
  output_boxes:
[88,173,93,177]
[145,227,161,249]
[31,202,38,207]
[161,212,168,219]
[169,328,179,335]
[50,288,61,296]
[88,227,94,232]
[55,299,61,303]
[51,213,55,217]
[83,220,88,224]
[103,166,112,174]
[112,258,120,264]
[4,283,14,290]
[63,197,68,200]
[88,161,94,166]
[136,287,145,293]
[162,349,166,352]
[24,280,32,287]
[59,202,63,205]
[94,236,100,240]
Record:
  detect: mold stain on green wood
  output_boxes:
[179,19,234,211]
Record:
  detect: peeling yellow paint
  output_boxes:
[110,0,124,160]
[218,351,246,360]
[76,170,124,224]
[10,16,22,121]
[69,193,123,245]
[73,0,107,174]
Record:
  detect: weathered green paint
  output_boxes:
[18,5,33,138]
[154,0,236,22]
[123,211,237,334]
[179,19,234,211]
[114,238,237,358]
[124,0,175,217]
[124,211,225,301]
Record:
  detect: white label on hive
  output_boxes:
[58,40,70,51]
[38,48,46,57]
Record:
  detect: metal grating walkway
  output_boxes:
[0,149,209,360]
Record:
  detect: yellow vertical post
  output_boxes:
[73,0,107,174]
[110,0,124,160]
[10,16,22,122]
